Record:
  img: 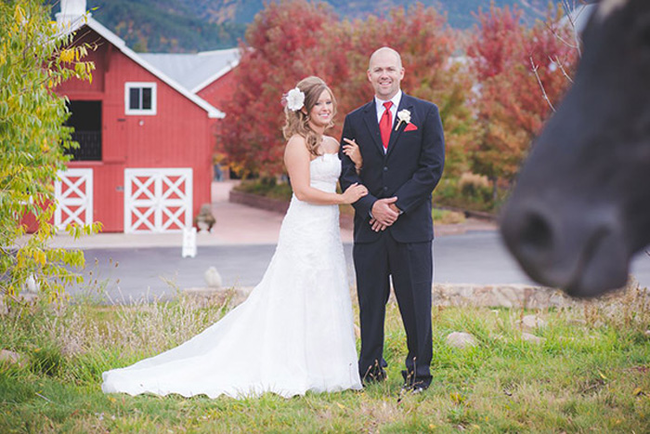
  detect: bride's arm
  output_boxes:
[284,136,367,205]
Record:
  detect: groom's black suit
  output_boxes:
[339,92,445,387]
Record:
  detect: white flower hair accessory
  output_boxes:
[284,87,305,111]
[395,109,411,131]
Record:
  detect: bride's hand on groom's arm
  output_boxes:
[341,183,368,204]
[342,138,362,173]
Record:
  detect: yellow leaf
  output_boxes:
[633,387,645,396]
[335,402,346,410]
[60,49,74,63]
[36,250,46,266]
[598,371,608,380]
[14,5,25,23]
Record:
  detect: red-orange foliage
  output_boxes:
[218,0,339,176]
[467,4,578,184]
[217,1,470,178]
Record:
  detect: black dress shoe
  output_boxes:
[361,369,387,386]
[400,381,429,395]
[411,383,428,394]
[401,370,431,392]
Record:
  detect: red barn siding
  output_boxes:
[196,69,237,111]
[53,27,216,232]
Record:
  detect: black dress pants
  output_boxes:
[354,232,433,386]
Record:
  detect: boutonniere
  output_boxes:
[395,109,411,131]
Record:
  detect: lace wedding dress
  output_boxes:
[102,153,362,398]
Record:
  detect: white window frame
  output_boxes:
[125,82,157,115]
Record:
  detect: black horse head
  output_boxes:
[501,0,650,297]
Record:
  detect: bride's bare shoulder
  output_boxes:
[285,134,307,150]
[284,135,309,159]
[322,135,340,153]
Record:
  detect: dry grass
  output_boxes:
[0,281,649,432]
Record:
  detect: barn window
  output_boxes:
[65,100,102,161]
[125,82,157,115]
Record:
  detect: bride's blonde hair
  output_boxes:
[282,76,337,157]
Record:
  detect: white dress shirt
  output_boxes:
[374,90,403,125]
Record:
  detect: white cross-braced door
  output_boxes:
[54,168,93,229]
[124,168,193,233]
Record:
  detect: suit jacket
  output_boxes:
[339,93,445,244]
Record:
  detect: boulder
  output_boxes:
[204,266,223,289]
[446,332,477,349]
[0,349,25,367]
[521,333,546,344]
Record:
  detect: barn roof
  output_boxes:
[139,49,240,94]
[58,15,226,119]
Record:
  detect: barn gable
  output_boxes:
[52,0,231,233]
[57,12,224,119]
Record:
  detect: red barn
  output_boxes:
[138,49,240,111]
[138,48,240,178]
[53,0,239,233]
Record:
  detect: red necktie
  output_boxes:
[379,101,393,150]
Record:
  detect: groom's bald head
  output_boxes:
[368,47,402,70]
[367,47,404,100]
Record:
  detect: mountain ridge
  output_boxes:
[48,0,559,52]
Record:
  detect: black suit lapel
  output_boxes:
[362,101,386,156]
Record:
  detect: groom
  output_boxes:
[339,47,445,391]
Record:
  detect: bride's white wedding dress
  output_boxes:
[102,153,362,398]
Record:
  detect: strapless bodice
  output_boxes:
[308,153,341,193]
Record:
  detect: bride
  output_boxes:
[102,76,367,398]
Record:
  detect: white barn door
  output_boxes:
[124,168,193,233]
[55,168,94,229]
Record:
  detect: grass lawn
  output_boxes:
[1,285,649,433]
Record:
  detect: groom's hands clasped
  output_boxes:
[370,197,400,232]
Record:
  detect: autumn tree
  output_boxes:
[219,1,472,180]
[0,0,99,302]
[467,4,578,194]
[339,4,474,180]
[218,0,339,177]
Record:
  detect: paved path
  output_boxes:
[55,181,650,302]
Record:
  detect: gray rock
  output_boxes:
[433,283,576,309]
[0,349,25,367]
[204,266,223,289]
[521,333,546,344]
[446,332,477,349]
[520,314,547,330]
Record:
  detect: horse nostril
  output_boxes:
[519,212,554,257]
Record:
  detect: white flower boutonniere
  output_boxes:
[395,109,411,131]
[284,87,305,111]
